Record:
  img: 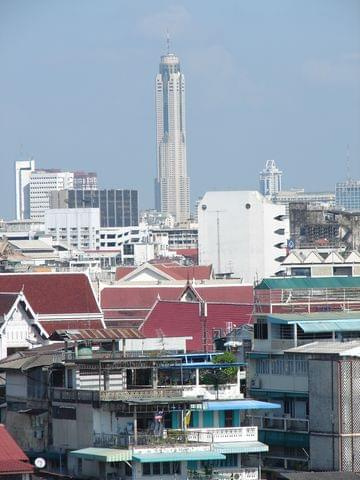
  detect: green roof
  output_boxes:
[70,448,132,462]
[132,450,225,463]
[268,312,360,323]
[256,277,360,290]
[214,441,268,454]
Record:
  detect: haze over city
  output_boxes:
[1,0,359,219]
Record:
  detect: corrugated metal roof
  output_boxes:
[298,320,360,333]
[214,441,269,454]
[70,448,132,462]
[54,327,144,340]
[256,277,360,290]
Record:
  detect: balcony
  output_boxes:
[188,468,259,480]
[94,430,209,448]
[51,387,183,403]
[244,415,309,433]
[181,383,243,401]
[186,427,258,443]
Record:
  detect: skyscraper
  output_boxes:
[15,158,35,220]
[259,160,282,197]
[155,48,190,223]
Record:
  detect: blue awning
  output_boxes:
[201,400,281,411]
[132,451,225,463]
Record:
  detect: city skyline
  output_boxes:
[0,0,359,220]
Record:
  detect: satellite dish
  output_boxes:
[34,457,46,469]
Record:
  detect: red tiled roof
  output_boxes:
[40,319,104,335]
[195,285,253,304]
[155,264,212,280]
[0,273,100,315]
[101,286,184,309]
[105,319,144,329]
[115,267,137,281]
[141,301,253,351]
[0,294,18,316]
[103,309,148,319]
[0,424,34,475]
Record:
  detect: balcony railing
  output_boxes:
[186,426,258,443]
[188,468,258,480]
[51,387,183,404]
[244,415,309,433]
[94,430,209,448]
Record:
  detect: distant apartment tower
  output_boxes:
[15,158,35,220]
[259,160,282,197]
[198,191,289,282]
[155,49,190,223]
[336,180,360,212]
[29,170,74,221]
[50,189,138,227]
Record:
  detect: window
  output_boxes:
[142,464,151,476]
[225,410,234,427]
[254,319,268,339]
[142,462,179,476]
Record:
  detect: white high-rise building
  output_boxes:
[155,50,190,223]
[30,170,74,221]
[198,191,289,283]
[15,158,35,220]
[259,160,282,197]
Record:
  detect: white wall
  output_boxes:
[45,208,100,250]
[198,191,288,283]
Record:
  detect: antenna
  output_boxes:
[166,29,170,54]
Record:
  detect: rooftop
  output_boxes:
[256,277,360,290]
[286,340,360,356]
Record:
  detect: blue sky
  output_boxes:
[0,0,359,218]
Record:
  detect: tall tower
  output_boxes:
[155,46,190,223]
[259,160,282,197]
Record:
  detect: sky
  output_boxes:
[0,0,359,219]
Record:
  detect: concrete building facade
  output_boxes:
[45,208,100,250]
[198,191,288,282]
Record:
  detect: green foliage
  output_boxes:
[199,352,238,387]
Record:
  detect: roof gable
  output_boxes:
[345,251,360,263]
[324,251,345,264]
[282,251,303,265]
[303,251,324,264]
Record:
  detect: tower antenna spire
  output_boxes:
[166,29,170,54]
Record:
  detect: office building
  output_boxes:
[44,208,100,250]
[259,160,282,197]
[274,189,335,213]
[73,171,98,190]
[50,189,139,228]
[336,179,360,212]
[198,191,288,282]
[155,49,190,223]
[29,169,74,221]
[15,158,35,220]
